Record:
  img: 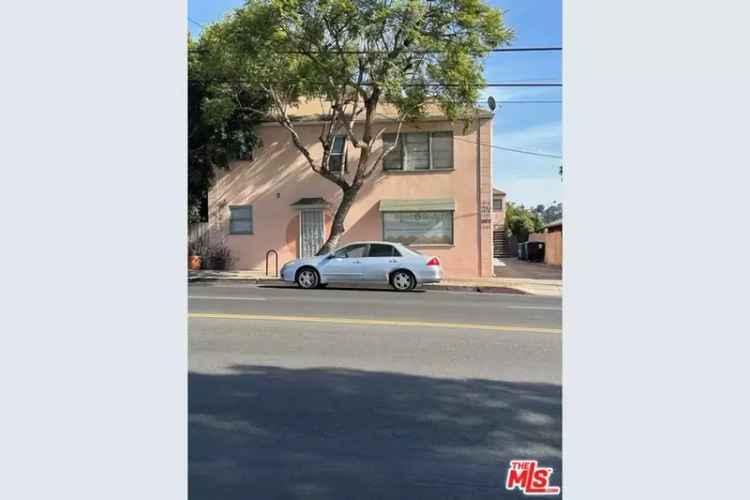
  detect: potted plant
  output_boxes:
[188,236,207,270]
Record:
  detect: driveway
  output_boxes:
[494,258,562,280]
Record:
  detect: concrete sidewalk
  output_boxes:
[188,270,562,297]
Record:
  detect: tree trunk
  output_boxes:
[317,182,361,255]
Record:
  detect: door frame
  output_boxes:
[298,208,325,258]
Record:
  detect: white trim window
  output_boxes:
[329,135,347,174]
[229,205,253,234]
[383,131,454,171]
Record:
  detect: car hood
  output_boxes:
[285,255,329,267]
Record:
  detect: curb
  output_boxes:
[188,277,286,286]
[423,284,528,295]
[189,277,537,295]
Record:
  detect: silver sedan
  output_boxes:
[280,241,443,292]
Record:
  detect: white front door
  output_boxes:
[299,209,324,258]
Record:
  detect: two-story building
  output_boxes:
[207,100,495,278]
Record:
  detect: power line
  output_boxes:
[188,45,561,55]
[188,17,205,28]
[188,78,560,88]
[373,113,563,159]
[479,83,561,88]
[496,100,561,104]
[453,136,562,159]
[272,47,561,55]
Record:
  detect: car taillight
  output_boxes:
[426,257,440,266]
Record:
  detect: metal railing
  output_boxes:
[265,249,278,277]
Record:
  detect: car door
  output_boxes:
[362,243,402,282]
[319,243,369,282]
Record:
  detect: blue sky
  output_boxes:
[189,0,562,207]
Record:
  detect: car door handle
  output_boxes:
[389,259,397,263]
[353,260,361,264]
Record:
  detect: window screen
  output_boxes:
[431,132,453,169]
[404,133,429,170]
[383,211,453,244]
[229,206,253,234]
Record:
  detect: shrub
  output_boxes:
[205,239,235,270]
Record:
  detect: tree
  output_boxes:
[195,0,513,253]
[531,202,562,225]
[505,202,545,242]
[188,36,270,223]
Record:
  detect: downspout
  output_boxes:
[476,111,482,277]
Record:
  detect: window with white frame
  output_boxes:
[383,131,454,171]
[329,136,347,173]
[229,205,253,234]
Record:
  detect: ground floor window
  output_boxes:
[229,205,253,234]
[382,211,453,245]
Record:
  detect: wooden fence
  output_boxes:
[189,222,209,246]
[530,230,563,266]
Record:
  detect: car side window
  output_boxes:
[368,244,398,257]
[334,244,368,258]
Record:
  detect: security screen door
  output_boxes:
[300,209,324,258]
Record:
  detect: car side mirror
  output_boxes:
[326,252,336,259]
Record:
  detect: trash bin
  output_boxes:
[527,241,546,262]
[518,242,528,260]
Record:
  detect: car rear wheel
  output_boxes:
[390,270,415,292]
[296,268,319,289]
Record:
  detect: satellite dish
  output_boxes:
[487,96,497,111]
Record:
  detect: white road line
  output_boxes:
[189,296,268,301]
[505,305,561,311]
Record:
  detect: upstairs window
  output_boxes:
[329,136,347,174]
[383,131,454,171]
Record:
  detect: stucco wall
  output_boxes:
[208,117,494,279]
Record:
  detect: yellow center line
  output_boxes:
[188,312,561,334]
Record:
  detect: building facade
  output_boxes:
[208,103,494,279]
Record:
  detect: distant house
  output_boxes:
[492,188,506,228]
[492,188,515,258]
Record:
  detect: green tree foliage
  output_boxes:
[188,36,270,223]
[505,202,545,242]
[195,0,513,252]
[531,202,562,225]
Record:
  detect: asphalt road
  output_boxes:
[189,284,562,499]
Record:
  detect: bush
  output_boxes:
[205,239,235,270]
[505,202,545,243]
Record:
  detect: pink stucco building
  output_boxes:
[208,101,495,279]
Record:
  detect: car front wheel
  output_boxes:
[390,270,415,292]
[296,268,319,289]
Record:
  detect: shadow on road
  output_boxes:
[189,365,562,499]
